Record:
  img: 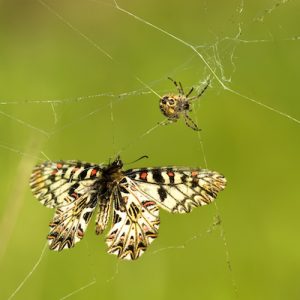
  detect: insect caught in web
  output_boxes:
[29,156,226,260]
[159,77,210,131]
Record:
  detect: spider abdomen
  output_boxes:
[159,95,185,119]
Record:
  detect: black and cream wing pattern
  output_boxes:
[30,157,226,260]
[125,167,226,213]
[30,161,102,250]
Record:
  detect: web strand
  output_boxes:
[37,0,113,60]
[192,103,238,297]
[50,103,58,125]
[7,243,48,300]
[59,279,97,300]
[0,144,44,161]
[114,121,162,157]
[0,91,142,105]
[150,215,222,256]
[0,110,49,136]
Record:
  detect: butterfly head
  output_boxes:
[110,156,123,170]
[103,156,124,184]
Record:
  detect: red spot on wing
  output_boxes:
[139,172,148,180]
[78,228,84,238]
[56,163,63,169]
[143,201,155,207]
[91,168,97,176]
[130,185,137,191]
[167,171,175,177]
[191,171,198,177]
[71,192,78,199]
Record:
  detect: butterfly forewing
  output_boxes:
[30,161,102,208]
[106,177,160,260]
[126,167,226,213]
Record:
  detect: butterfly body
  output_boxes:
[30,157,226,260]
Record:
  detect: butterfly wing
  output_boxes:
[30,161,102,250]
[125,167,226,213]
[106,177,160,260]
[48,192,98,250]
[30,161,102,208]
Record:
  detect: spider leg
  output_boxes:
[186,87,194,98]
[168,77,184,95]
[188,80,210,101]
[179,81,184,95]
[183,112,201,131]
[158,118,177,126]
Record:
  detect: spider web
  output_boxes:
[1,0,299,299]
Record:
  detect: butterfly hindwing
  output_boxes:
[48,192,98,251]
[126,167,226,213]
[106,177,160,260]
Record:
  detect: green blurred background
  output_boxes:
[0,0,299,299]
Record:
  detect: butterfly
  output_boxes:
[29,157,226,260]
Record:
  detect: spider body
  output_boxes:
[159,77,210,131]
[160,94,190,120]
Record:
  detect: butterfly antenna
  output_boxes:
[125,155,149,166]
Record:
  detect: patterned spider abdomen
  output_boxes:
[159,95,186,120]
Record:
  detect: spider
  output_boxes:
[159,77,210,131]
